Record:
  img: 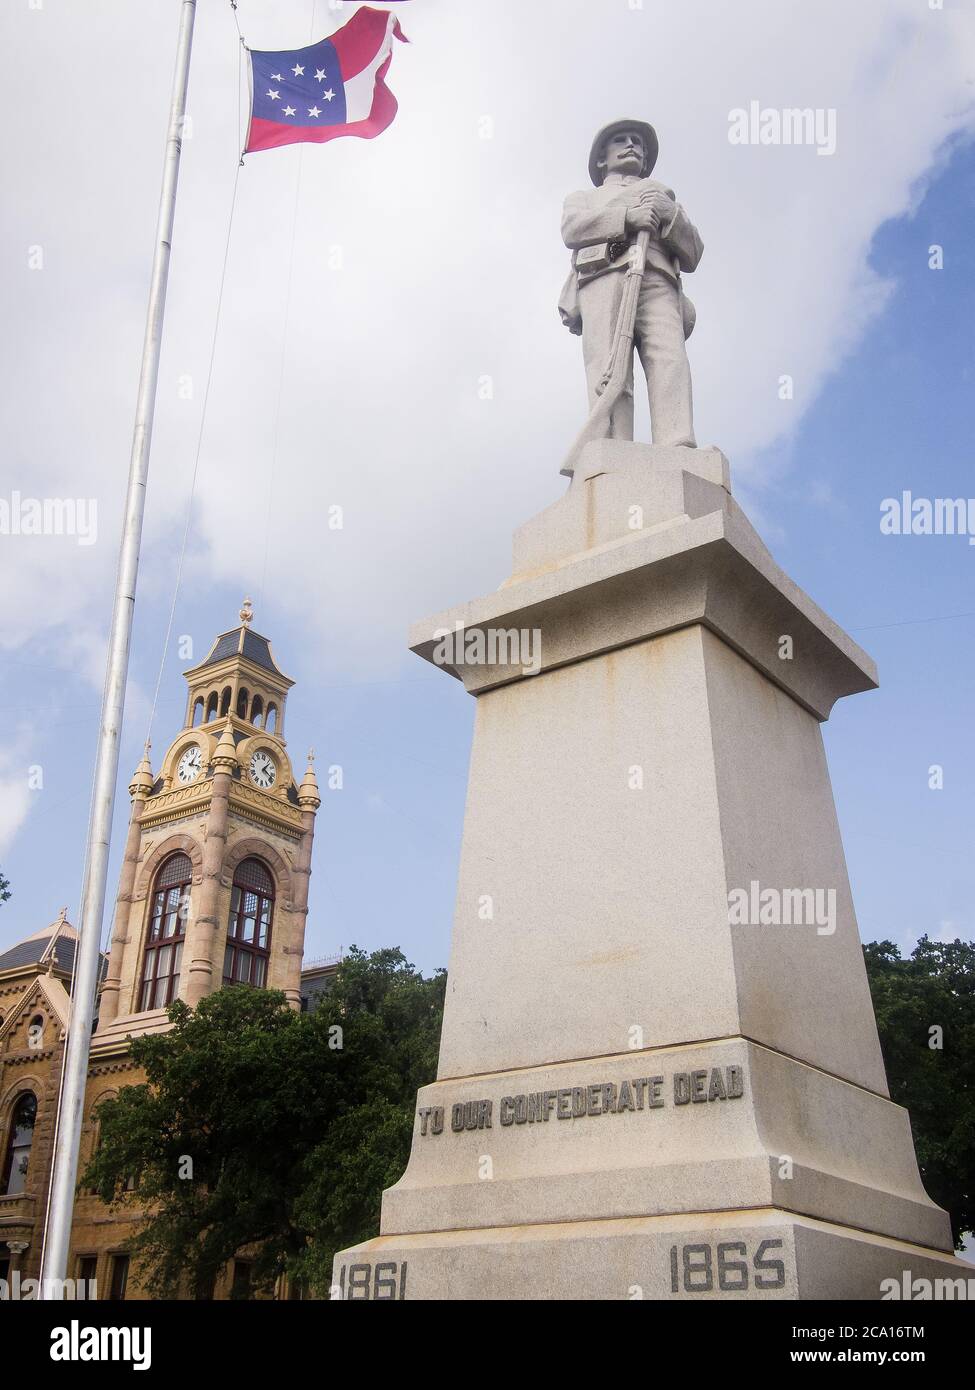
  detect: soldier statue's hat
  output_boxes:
[588,119,659,186]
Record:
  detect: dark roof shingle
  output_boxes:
[0,934,75,975]
[198,627,283,676]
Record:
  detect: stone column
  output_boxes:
[98,747,154,1027]
[285,755,321,1009]
[183,720,236,1008]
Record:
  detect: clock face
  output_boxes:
[249,749,276,790]
[176,745,203,784]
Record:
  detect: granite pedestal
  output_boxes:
[334,442,960,1300]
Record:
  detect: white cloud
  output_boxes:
[0,736,35,858]
[2,0,974,688]
[935,919,969,944]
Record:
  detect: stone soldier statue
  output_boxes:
[559,119,703,455]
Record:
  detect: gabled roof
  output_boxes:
[0,934,77,975]
[0,972,73,1041]
[19,916,79,945]
[0,911,106,983]
[0,910,79,975]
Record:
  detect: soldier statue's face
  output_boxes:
[601,130,645,178]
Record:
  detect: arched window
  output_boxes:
[219,686,232,717]
[266,704,277,734]
[251,695,264,729]
[139,852,191,1011]
[205,691,219,722]
[28,1014,44,1049]
[86,1092,116,1194]
[236,687,249,719]
[2,1092,37,1196]
[192,697,204,728]
[224,859,274,989]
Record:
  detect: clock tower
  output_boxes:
[97,601,321,1032]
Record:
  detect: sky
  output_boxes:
[1,0,974,980]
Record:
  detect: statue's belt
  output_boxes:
[573,239,632,283]
[573,238,680,288]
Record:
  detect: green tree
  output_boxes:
[82,947,445,1298]
[0,867,10,906]
[864,935,975,1248]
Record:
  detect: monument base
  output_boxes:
[337,442,958,1302]
[333,1210,967,1301]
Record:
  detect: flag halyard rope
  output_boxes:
[256,0,319,611]
[143,27,245,751]
[257,146,304,614]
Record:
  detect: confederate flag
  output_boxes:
[245,6,408,155]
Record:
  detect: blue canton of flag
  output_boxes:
[251,43,348,130]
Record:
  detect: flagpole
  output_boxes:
[39,0,198,1297]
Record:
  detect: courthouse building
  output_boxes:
[0,611,337,1298]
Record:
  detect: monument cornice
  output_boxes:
[410,483,877,722]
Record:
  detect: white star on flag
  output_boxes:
[314,68,327,81]
[283,106,296,117]
[266,90,279,100]
[322,89,335,102]
[307,106,321,118]
[292,64,305,76]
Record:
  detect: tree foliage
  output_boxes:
[0,867,10,906]
[864,935,975,1248]
[82,947,444,1298]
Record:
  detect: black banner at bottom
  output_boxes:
[4,1298,968,1377]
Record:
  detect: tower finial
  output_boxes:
[299,750,321,811]
[129,741,155,800]
[212,716,239,772]
[240,596,254,627]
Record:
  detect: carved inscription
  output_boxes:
[418,1067,745,1137]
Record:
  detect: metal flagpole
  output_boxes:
[39,0,198,1296]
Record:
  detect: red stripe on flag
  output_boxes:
[245,55,399,153]
[330,5,406,81]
